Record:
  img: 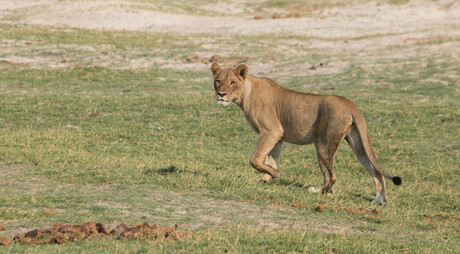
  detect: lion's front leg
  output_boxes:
[260,141,283,183]
[249,133,283,182]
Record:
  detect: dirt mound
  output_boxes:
[291,200,309,209]
[313,201,327,212]
[0,236,12,246]
[11,222,195,245]
[421,214,460,224]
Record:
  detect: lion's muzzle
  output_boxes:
[215,93,230,107]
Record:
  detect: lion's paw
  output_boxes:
[372,196,386,206]
[271,171,280,178]
[308,186,322,193]
[259,174,273,183]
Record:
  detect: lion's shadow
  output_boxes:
[275,178,309,189]
[143,166,208,177]
[274,179,374,202]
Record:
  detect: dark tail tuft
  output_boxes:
[392,176,402,186]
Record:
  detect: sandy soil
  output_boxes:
[0,0,458,74]
[1,0,459,38]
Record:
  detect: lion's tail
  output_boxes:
[348,110,402,186]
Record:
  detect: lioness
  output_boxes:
[211,63,401,205]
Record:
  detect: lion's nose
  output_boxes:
[217,92,227,97]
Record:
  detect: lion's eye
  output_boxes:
[230,81,236,86]
[215,80,221,86]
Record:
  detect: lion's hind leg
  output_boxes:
[345,127,386,205]
[308,104,353,195]
[309,125,347,194]
[309,137,340,194]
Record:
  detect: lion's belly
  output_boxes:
[282,128,315,145]
[278,113,317,145]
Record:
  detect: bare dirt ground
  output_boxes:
[0,0,459,74]
[1,0,459,37]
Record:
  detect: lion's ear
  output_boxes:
[235,64,248,80]
[211,63,222,77]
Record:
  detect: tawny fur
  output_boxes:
[211,63,401,205]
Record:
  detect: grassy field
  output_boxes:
[0,0,459,253]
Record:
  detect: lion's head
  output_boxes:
[211,63,248,107]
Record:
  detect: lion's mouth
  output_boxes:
[216,98,230,107]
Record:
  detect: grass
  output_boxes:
[0,1,459,252]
